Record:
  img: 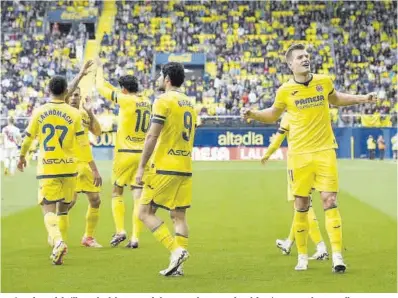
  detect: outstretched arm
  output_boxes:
[329,91,377,107]
[241,106,284,123]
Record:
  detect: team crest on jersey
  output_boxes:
[316,85,323,92]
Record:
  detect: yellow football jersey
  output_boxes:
[151,90,197,175]
[273,74,337,155]
[21,99,93,178]
[97,69,151,151]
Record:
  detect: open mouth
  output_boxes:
[302,63,310,67]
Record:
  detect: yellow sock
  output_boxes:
[325,207,342,253]
[308,206,323,245]
[57,213,69,242]
[85,206,100,238]
[288,213,295,242]
[152,223,178,252]
[112,196,125,234]
[44,212,62,244]
[132,199,143,241]
[175,234,188,250]
[293,210,309,255]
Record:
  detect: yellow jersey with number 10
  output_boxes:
[273,74,337,155]
[151,90,197,175]
[96,68,151,152]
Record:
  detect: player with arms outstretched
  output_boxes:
[17,61,96,265]
[1,116,21,175]
[96,59,151,248]
[68,88,103,247]
[243,43,376,273]
[136,62,196,276]
[262,114,328,260]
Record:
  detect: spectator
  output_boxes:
[367,135,376,160]
[377,135,385,160]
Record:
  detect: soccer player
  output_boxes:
[261,114,328,260]
[96,58,151,248]
[1,116,21,175]
[17,61,96,265]
[135,62,196,276]
[242,43,377,273]
[68,88,103,247]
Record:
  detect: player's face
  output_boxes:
[157,72,166,92]
[69,90,81,109]
[289,49,311,75]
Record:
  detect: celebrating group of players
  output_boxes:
[16,43,377,276]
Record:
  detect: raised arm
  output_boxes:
[95,59,116,101]
[83,96,102,136]
[65,60,94,100]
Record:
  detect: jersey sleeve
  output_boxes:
[74,113,93,163]
[151,97,169,125]
[273,88,287,110]
[325,76,335,95]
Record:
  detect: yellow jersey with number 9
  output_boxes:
[151,90,197,175]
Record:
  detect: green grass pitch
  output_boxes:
[1,160,397,293]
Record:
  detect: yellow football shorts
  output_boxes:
[76,162,101,193]
[287,149,338,197]
[141,170,192,210]
[38,175,77,205]
[112,150,144,189]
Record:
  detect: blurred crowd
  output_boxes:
[1,0,397,129]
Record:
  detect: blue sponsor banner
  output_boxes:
[48,8,98,22]
[155,53,206,66]
[92,127,397,159]
[193,127,398,159]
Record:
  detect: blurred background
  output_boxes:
[1,0,397,160]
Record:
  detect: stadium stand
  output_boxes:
[1,0,397,128]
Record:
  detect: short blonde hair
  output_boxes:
[285,43,306,62]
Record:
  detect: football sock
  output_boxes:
[288,213,295,242]
[308,206,323,245]
[152,223,178,252]
[294,209,309,255]
[132,199,143,241]
[44,212,62,244]
[175,233,188,250]
[112,196,125,234]
[325,207,343,253]
[85,206,100,238]
[57,212,69,242]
